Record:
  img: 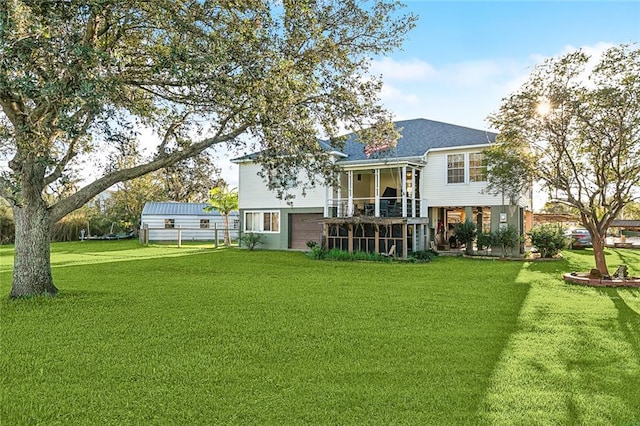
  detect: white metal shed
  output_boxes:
[140,202,239,242]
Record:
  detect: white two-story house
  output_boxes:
[233,118,532,257]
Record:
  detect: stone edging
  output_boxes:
[563,273,640,288]
[460,254,561,262]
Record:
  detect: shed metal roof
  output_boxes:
[141,202,236,216]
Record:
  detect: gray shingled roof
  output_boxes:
[337,118,497,162]
[141,202,225,216]
[231,139,339,162]
[231,118,496,163]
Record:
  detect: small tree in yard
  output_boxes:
[492,225,521,258]
[205,184,238,246]
[476,231,492,255]
[487,44,640,275]
[0,1,415,297]
[453,220,477,255]
[529,225,566,258]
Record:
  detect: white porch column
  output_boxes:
[335,174,344,216]
[401,165,407,217]
[411,167,416,218]
[347,170,354,216]
[324,186,329,217]
[374,169,380,217]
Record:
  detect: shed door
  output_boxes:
[289,214,323,250]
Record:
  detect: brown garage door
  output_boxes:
[289,213,324,249]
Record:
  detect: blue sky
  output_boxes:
[369,0,640,130]
[199,2,640,191]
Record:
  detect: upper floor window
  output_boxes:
[245,211,280,233]
[164,219,175,229]
[447,154,465,184]
[200,219,210,229]
[469,153,487,182]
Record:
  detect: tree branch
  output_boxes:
[43,113,95,186]
[48,124,249,223]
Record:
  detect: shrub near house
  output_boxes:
[529,225,566,258]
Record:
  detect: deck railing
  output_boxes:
[326,198,426,219]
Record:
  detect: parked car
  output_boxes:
[565,229,592,249]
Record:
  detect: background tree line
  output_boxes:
[0,150,223,243]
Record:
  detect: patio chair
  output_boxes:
[381,244,396,257]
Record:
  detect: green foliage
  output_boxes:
[0,199,14,244]
[1,243,639,424]
[492,225,522,257]
[205,185,239,215]
[483,145,534,205]
[529,225,566,258]
[2,0,416,296]
[240,232,263,250]
[307,248,389,262]
[307,245,326,259]
[205,184,238,246]
[409,250,439,262]
[476,231,493,252]
[1,0,416,220]
[541,201,580,216]
[453,220,477,255]
[621,201,640,219]
[489,43,640,274]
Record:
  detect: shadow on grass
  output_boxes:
[560,248,640,276]
[615,249,640,275]
[597,287,640,360]
[479,258,640,424]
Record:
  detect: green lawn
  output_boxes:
[1,241,639,425]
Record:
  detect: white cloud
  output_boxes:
[370,57,437,81]
[373,42,621,131]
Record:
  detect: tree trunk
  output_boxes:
[591,232,609,276]
[10,200,58,298]
[223,214,230,246]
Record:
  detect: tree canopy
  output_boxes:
[488,44,640,275]
[0,0,416,297]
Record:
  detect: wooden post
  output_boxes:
[374,224,380,253]
[402,223,408,259]
[214,223,219,248]
[347,224,353,253]
[143,224,149,245]
[178,226,182,248]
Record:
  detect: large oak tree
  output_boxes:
[488,44,640,275]
[1,0,416,297]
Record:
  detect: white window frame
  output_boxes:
[200,219,210,229]
[244,211,280,233]
[468,152,487,182]
[447,153,465,184]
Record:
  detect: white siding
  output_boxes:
[238,162,326,209]
[141,214,239,241]
[422,149,520,207]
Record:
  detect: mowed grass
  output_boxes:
[1,241,639,425]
